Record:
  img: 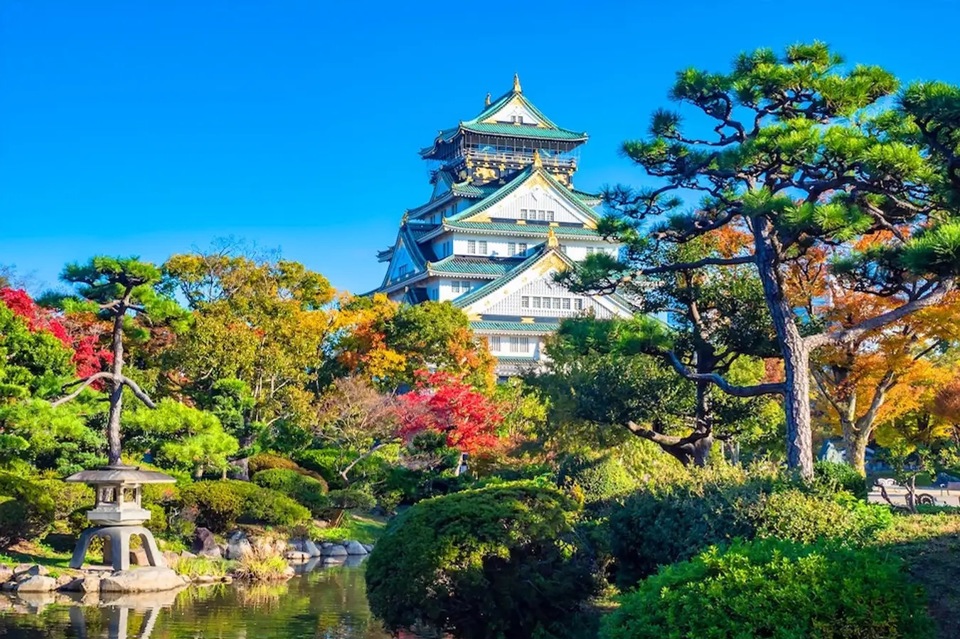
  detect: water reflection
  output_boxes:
[0,563,390,639]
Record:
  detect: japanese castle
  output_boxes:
[373,75,633,376]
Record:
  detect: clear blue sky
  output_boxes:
[3,0,959,295]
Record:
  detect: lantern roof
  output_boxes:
[66,463,175,485]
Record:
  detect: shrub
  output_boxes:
[601,539,932,639]
[814,460,868,499]
[558,453,638,506]
[173,555,229,578]
[247,453,300,475]
[294,448,390,488]
[366,482,599,639]
[252,468,328,516]
[756,489,892,545]
[0,472,56,546]
[607,473,765,586]
[144,503,168,536]
[35,479,93,520]
[316,488,376,526]
[181,480,310,532]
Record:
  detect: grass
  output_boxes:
[314,512,387,544]
[0,542,73,572]
[172,555,231,579]
[232,550,289,581]
[873,512,960,639]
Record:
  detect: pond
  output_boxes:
[0,562,391,639]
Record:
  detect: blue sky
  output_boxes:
[3,0,959,295]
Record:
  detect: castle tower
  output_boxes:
[372,77,633,378]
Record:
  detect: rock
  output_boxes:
[179,551,197,559]
[285,551,310,562]
[55,574,73,588]
[221,576,233,584]
[283,566,295,579]
[196,575,215,584]
[13,564,48,578]
[60,576,101,593]
[192,527,221,558]
[15,575,57,592]
[320,542,333,549]
[100,567,186,593]
[321,544,348,558]
[345,541,368,556]
[130,548,149,567]
[303,540,322,557]
[362,543,374,553]
[0,566,13,583]
[225,531,252,560]
[0,581,16,592]
[163,551,181,566]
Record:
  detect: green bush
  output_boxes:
[366,482,599,639]
[144,503,168,536]
[558,453,638,506]
[601,539,932,639]
[295,448,391,489]
[253,468,328,516]
[247,453,300,475]
[756,489,892,545]
[814,460,868,499]
[0,472,56,546]
[607,473,765,586]
[36,479,93,520]
[181,480,310,532]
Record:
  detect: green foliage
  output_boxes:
[814,460,868,499]
[0,399,105,474]
[233,549,290,581]
[144,503,168,535]
[0,302,76,400]
[558,453,638,506]
[124,399,239,477]
[0,472,56,546]
[253,468,328,517]
[247,453,300,475]
[180,480,310,532]
[601,539,932,639]
[366,482,599,639]
[756,489,892,545]
[607,468,766,586]
[172,555,229,578]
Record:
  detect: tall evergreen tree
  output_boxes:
[567,43,960,477]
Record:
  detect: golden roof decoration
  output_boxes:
[546,227,559,248]
[513,73,522,94]
[532,149,543,169]
[485,92,491,107]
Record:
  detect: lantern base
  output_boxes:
[70,525,165,572]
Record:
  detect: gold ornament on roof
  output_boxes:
[513,73,522,93]
[532,149,543,169]
[547,227,559,249]
[485,92,491,107]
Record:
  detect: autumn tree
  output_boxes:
[395,372,503,456]
[312,375,398,484]
[163,246,335,443]
[47,257,186,465]
[569,43,960,477]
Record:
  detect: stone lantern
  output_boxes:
[66,464,175,572]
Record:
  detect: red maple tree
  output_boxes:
[395,371,503,455]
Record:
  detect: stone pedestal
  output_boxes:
[70,526,163,572]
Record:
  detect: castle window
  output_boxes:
[553,298,562,310]
[451,281,461,293]
[574,299,584,310]
[398,264,408,277]
[489,336,501,351]
[507,242,517,256]
[467,240,476,254]
[518,242,528,253]
[478,241,488,254]
[546,210,555,221]
[519,209,527,220]
[511,115,524,124]
[586,247,596,256]
[521,296,530,308]
[532,297,541,309]
[509,336,530,353]
[562,298,571,310]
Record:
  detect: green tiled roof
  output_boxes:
[453,246,550,309]
[446,221,602,238]
[421,82,587,156]
[471,321,559,333]
[427,255,524,277]
[460,122,587,141]
[446,165,601,224]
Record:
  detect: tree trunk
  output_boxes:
[753,222,814,479]
[842,420,869,476]
[106,309,126,466]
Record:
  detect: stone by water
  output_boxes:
[0,563,392,639]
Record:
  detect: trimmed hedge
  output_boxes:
[558,453,638,506]
[814,460,868,500]
[181,480,310,532]
[756,489,892,545]
[253,468,328,517]
[366,482,599,639]
[601,539,932,639]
